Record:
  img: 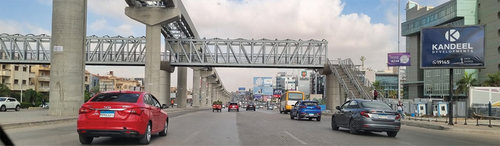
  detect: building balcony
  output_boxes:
[38,76,50,82]
[38,86,50,92]
[0,70,11,76]
[38,66,50,71]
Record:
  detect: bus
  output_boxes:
[279,91,305,114]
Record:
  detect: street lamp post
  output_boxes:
[20,67,23,103]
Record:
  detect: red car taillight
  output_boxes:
[395,113,401,120]
[79,107,90,114]
[299,106,307,108]
[316,106,321,109]
[360,111,370,118]
[125,108,144,115]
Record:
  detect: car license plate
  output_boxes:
[309,113,314,116]
[378,114,388,119]
[100,111,115,118]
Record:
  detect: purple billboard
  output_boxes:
[388,53,411,66]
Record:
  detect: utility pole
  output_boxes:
[397,0,401,100]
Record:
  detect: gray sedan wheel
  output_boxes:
[349,119,358,134]
[331,116,339,130]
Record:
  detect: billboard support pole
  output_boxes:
[448,68,454,125]
[397,0,401,100]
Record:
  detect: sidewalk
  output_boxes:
[0,106,208,129]
[402,116,500,134]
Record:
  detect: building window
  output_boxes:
[1,65,5,70]
[14,66,19,71]
[85,76,89,82]
[22,80,26,85]
[23,67,27,72]
[498,63,500,71]
[478,19,481,24]
[435,70,439,77]
[498,46,500,54]
[14,79,18,84]
[478,3,480,8]
[498,11,500,19]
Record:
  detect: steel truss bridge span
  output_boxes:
[0,33,150,65]
[1,34,328,69]
[166,38,328,68]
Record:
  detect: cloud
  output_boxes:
[113,24,135,36]
[0,20,50,35]
[89,19,108,32]
[87,0,142,26]
[177,0,399,90]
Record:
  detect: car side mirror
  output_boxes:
[162,104,168,109]
[335,106,341,110]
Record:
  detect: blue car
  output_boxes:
[290,100,321,121]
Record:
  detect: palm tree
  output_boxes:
[482,72,500,87]
[372,80,382,91]
[456,71,478,95]
[389,90,398,99]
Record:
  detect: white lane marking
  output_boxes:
[284,131,307,145]
[181,131,200,143]
[263,120,269,123]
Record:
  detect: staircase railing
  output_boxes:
[327,59,356,101]
[338,58,371,99]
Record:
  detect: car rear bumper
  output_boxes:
[77,129,143,138]
[77,115,148,135]
[356,119,401,132]
[299,113,321,118]
[246,107,255,110]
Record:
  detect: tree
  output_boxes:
[0,83,11,96]
[372,80,382,91]
[456,71,479,95]
[389,90,398,99]
[90,85,100,95]
[482,72,500,87]
[24,89,37,102]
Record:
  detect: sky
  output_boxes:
[0,0,450,91]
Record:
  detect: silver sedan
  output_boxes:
[331,100,401,137]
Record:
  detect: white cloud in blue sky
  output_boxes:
[0,0,451,90]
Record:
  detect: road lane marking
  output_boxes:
[284,131,307,145]
[263,120,269,123]
[181,131,200,143]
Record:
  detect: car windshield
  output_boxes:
[0,98,5,102]
[90,93,140,103]
[361,101,392,109]
[288,93,303,100]
[230,103,238,105]
[302,102,318,106]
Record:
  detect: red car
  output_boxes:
[77,91,169,145]
[228,102,239,112]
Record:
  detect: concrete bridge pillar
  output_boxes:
[125,6,180,99]
[192,69,201,108]
[200,76,206,108]
[176,67,188,108]
[207,83,212,105]
[160,61,174,106]
[49,0,87,116]
[322,64,341,112]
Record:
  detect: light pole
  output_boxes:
[20,67,23,103]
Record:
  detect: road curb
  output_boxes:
[2,118,78,130]
[402,120,449,130]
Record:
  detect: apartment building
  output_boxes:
[99,71,139,92]
[0,64,36,93]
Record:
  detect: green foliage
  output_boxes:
[456,71,479,95]
[0,83,11,96]
[483,72,500,87]
[11,93,20,101]
[90,85,100,94]
[84,90,93,102]
[388,90,398,99]
[24,89,38,102]
[313,98,326,105]
[372,80,383,91]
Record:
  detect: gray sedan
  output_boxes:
[331,100,401,137]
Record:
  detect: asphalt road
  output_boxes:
[4,108,500,145]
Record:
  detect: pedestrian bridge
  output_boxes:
[0,34,327,68]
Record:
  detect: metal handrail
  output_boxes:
[346,58,373,99]
[327,59,356,100]
[338,58,371,99]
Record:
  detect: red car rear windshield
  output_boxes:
[90,93,140,103]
